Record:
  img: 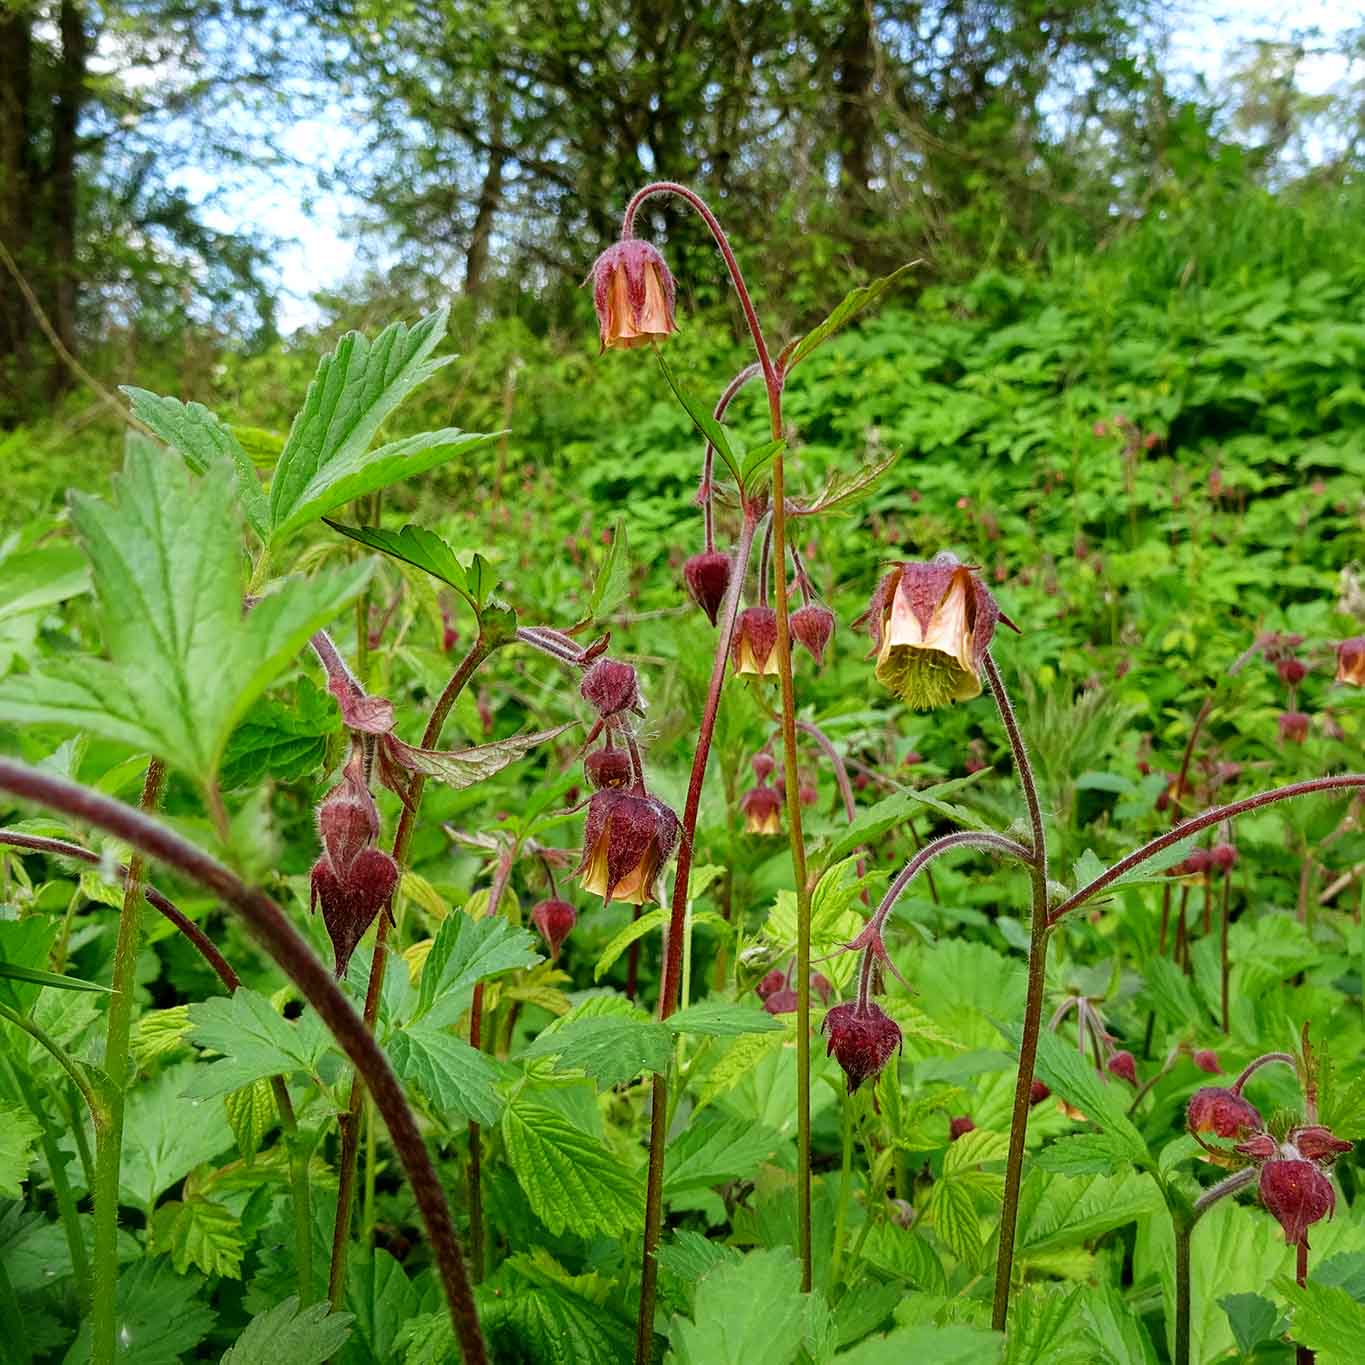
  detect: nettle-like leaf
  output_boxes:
[342,1249,417,1365]
[500,1100,643,1238]
[387,1023,504,1126]
[1274,1278,1365,1365]
[185,988,331,1099]
[662,1116,785,1197]
[123,386,269,540]
[224,1077,278,1164]
[0,444,370,787]
[268,309,502,544]
[219,677,340,791]
[220,1296,355,1365]
[665,999,785,1037]
[65,1258,216,1364]
[0,1101,41,1199]
[587,516,631,620]
[149,1195,244,1279]
[522,1013,673,1087]
[1027,1029,1149,1164]
[415,911,541,1024]
[324,520,498,615]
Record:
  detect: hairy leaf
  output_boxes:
[220,1296,355,1364]
[185,988,330,1099]
[388,1023,504,1126]
[0,1102,41,1199]
[150,1196,244,1279]
[523,1014,672,1087]
[416,912,541,1023]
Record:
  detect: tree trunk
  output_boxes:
[835,0,875,212]
[48,0,88,398]
[0,6,33,415]
[464,92,505,298]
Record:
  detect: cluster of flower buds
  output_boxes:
[1187,1057,1353,1245]
[1173,842,1238,878]
[588,238,677,352]
[754,964,832,1016]
[858,554,1015,711]
[310,753,399,979]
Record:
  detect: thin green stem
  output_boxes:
[270,1076,313,1304]
[0,1250,29,1365]
[0,1000,101,1120]
[829,1097,854,1287]
[92,756,165,1365]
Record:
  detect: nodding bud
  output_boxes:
[1279,711,1310,743]
[798,780,818,807]
[790,603,836,666]
[732,607,779,677]
[811,972,832,1004]
[755,968,787,1000]
[1210,844,1237,873]
[1277,657,1307,687]
[579,658,642,718]
[683,551,732,626]
[575,789,679,905]
[584,746,633,791]
[949,1115,975,1142]
[740,784,783,835]
[588,238,678,352]
[1259,1158,1336,1245]
[1188,1086,1263,1139]
[311,847,399,980]
[822,1001,902,1094]
[860,554,1012,711]
[1030,1080,1051,1106]
[1336,637,1365,686]
[531,898,577,960]
[762,987,798,1015]
[1178,848,1213,877]
[316,772,379,873]
[751,751,776,782]
[1192,1048,1222,1074]
[1107,1051,1138,1086]
[1289,1124,1353,1166]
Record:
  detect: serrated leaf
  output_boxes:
[387,1022,504,1126]
[665,1247,807,1365]
[1027,1028,1148,1163]
[123,387,269,539]
[224,1077,277,1165]
[185,988,330,1099]
[522,1014,672,1087]
[838,1325,1002,1365]
[63,1258,215,1363]
[0,1101,41,1198]
[120,1062,234,1212]
[391,722,573,791]
[1032,1132,1138,1177]
[944,1128,1010,1172]
[1140,956,1209,1031]
[342,1249,417,1365]
[219,678,339,790]
[692,1028,789,1113]
[484,1277,635,1364]
[927,1175,983,1266]
[594,907,665,981]
[1003,1285,1094,1365]
[150,1196,244,1278]
[416,912,541,1023]
[1016,1170,1162,1256]
[785,262,918,368]
[817,774,993,869]
[0,445,371,785]
[588,518,631,619]
[856,1221,948,1293]
[663,1116,785,1197]
[220,1295,354,1364]
[1218,1292,1281,1356]
[323,521,488,613]
[1275,1278,1365,1364]
[666,1000,785,1037]
[501,1101,643,1238]
[656,351,742,485]
[801,447,902,516]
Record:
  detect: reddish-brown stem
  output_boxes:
[1049,777,1365,926]
[1170,694,1215,822]
[0,759,487,1365]
[1220,871,1232,1032]
[1231,1051,1296,1094]
[1296,1238,1314,1365]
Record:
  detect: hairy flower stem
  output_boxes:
[982,655,1050,1335]
[0,759,489,1365]
[328,630,501,1310]
[91,757,164,1365]
[1297,1239,1314,1365]
[1171,1167,1257,1364]
[635,512,759,1365]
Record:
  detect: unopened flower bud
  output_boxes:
[1192,1049,1222,1074]
[1180,848,1213,877]
[1279,711,1310,743]
[1259,1158,1336,1245]
[860,554,1010,711]
[755,968,787,1001]
[1210,844,1237,873]
[311,847,399,979]
[683,551,732,626]
[316,777,379,873]
[949,1115,975,1142]
[1277,657,1307,687]
[740,784,782,835]
[798,780,817,807]
[584,746,633,790]
[580,658,642,718]
[763,987,798,1016]
[1030,1080,1051,1106]
[790,603,835,666]
[1107,1051,1138,1086]
[732,607,778,677]
[1289,1125,1353,1166]
[531,898,577,960]
[1188,1086,1263,1139]
[588,238,677,352]
[1235,1132,1279,1161]
[575,789,679,905]
[810,972,832,1004]
[822,1001,902,1094]
[751,751,776,782]
[1336,637,1365,686]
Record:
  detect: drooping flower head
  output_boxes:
[822,1001,902,1094]
[683,551,732,626]
[1259,1158,1336,1245]
[1107,1051,1138,1086]
[579,658,643,719]
[584,745,633,791]
[732,606,779,677]
[755,968,787,1001]
[861,554,1012,710]
[575,789,679,905]
[949,1115,975,1142]
[1335,637,1365,686]
[531,898,577,960]
[1279,711,1310,743]
[588,239,678,352]
[740,784,783,835]
[790,603,836,667]
[1187,1087,1264,1140]
[1192,1048,1222,1075]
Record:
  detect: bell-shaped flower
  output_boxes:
[732,606,779,677]
[740,784,782,835]
[575,788,679,906]
[588,239,678,352]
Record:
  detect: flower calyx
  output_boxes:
[823,1000,902,1094]
[683,551,733,626]
[575,788,680,905]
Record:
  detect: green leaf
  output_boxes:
[1028,1029,1149,1164]
[120,1062,234,1211]
[1275,1278,1365,1364]
[268,309,501,542]
[523,1014,672,1087]
[0,545,89,624]
[594,907,666,982]
[1003,1285,1095,1365]
[588,518,631,619]
[691,1027,789,1113]
[323,521,491,613]
[816,774,994,869]
[63,1258,215,1364]
[150,1196,244,1278]
[1140,956,1208,1031]
[482,1266,635,1364]
[663,1117,786,1197]
[500,1101,643,1238]
[185,988,330,1099]
[1218,1292,1281,1357]
[0,1101,41,1199]
[123,387,269,539]
[1016,1170,1162,1256]
[837,1325,1002,1365]
[655,351,742,485]
[219,677,339,790]
[0,960,111,993]
[392,722,574,791]
[926,1175,983,1267]
[785,262,919,369]
[224,1077,277,1165]
[416,912,541,1023]
[665,1247,808,1365]
[665,1000,785,1037]
[0,444,371,785]
[801,448,903,517]
[1032,1133,1138,1177]
[856,1221,947,1293]
[220,1296,355,1365]
[387,1022,504,1126]
[342,1250,417,1365]
[738,438,783,494]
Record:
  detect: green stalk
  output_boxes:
[269,1076,313,1303]
[0,1250,29,1365]
[829,1097,854,1287]
[91,756,165,1365]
